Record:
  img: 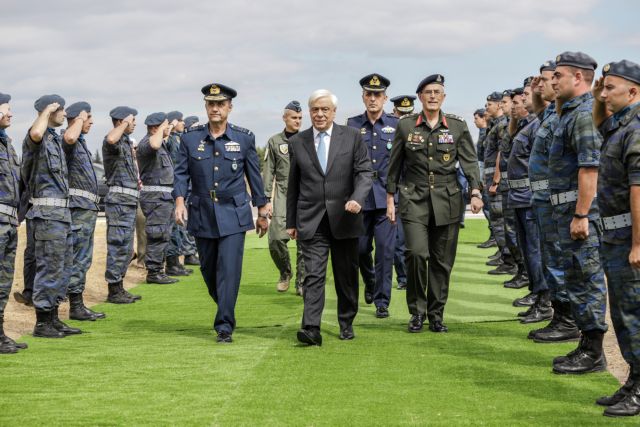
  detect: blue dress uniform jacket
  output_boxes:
[174,123,268,238]
[346,112,398,210]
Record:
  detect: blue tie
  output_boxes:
[317,131,327,172]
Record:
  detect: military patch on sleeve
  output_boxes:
[263,147,269,161]
[278,143,289,155]
[381,126,396,134]
[224,141,241,152]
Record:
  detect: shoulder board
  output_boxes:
[385,113,398,119]
[185,124,206,133]
[444,113,465,122]
[229,123,254,136]
[399,113,419,122]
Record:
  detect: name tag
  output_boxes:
[225,142,241,152]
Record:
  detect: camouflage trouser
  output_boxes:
[180,227,197,256]
[268,238,305,288]
[167,221,195,257]
[135,205,147,263]
[105,202,137,284]
[501,191,524,267]
[32,218,72,311]
[0,223,17,316]
[67,209,97,295]
[553,204,607,332]
[602,241,640,368]
[140,199,174,274]
[486,175,507,255]
[533,201,567,303]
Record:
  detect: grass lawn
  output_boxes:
[0,219,630,426]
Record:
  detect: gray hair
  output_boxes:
[308,89,338,108]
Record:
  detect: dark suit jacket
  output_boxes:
[286,123,373,240]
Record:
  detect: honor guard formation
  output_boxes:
[1,51,640,417]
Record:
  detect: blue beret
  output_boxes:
[167,111,183,122]
[486,92,503,102]
[109,106,138,120]
[65,101,91,119]
[540,60,556,73]
[502,89,513,98]
[523,76,534,87]
[0,92,10,104]
[602,60,640,85]
[416,74,445,93]
[359,73,390,92]
[201,83,237,101]
[144,112,167,126]
[510,88,524,98]
[555,51,597,71]
[285,100,302,112]
[390,95,416,112]
[34,94,65,112]
[184,116,199,128]
[474,108,486,117]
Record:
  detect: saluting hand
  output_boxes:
[345,200,362,214]
[43,102,60,115]
[592,77,605,103]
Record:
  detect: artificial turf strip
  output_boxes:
[0,219,633,426]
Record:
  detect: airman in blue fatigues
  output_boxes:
[0,92,28,352]
[548,51,608,375]
[593,60,640,417]
[22,95,80,338]
[347,74,398,318]
[62,101,106,321]
[174,83,269,343]
[103,106,141,304]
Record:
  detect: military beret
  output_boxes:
[416,74,445,93]
[0,92,10,104]
[167,111,183,122]
[555,51,597,71]
[65,101,91,119]
[602,60,640,85]
[285,100,302,112]
[510,88,524,98]
[474,108,486,117]
[184,116,199,128]
[523,76,534,87]
[34,94,65,112]
[486,92,503,102]
[360,73,390,92]
[390,95,416,113]
[502,89,513,98]
[201,83,237,101]
[109,106,138,120]
[540,60,556,73]
[144,112,167,126]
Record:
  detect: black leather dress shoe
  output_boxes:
[216,331,233,343]
[408,314,425,333]
[297,328,322,346]
[364,291,373,305]
[485,258,502,267]
[429,321,448,333]
[488,264,518,275]
[477,238,497,249]
[375,306,389,318]
[397,282,407,290]
[339,326,355,340]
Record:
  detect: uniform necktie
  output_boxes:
[317,131,327,172]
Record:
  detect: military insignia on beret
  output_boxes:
[209,85,221,95]
[370,75,381,86]
[225,141,241,152]
[556,55,561,62]
[401,98,411,107]
[279,143,288,155]
[544,61,551,67]
[443,153,451,162]
[603,63,611,73]
[436,75,443,83]
[381,126,395,134]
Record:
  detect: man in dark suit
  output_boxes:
[287,89,373,346]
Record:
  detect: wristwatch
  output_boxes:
[471,192,482,199]
[573,213,589,219]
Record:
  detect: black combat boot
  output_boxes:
[597,368,638,407]
[33,309,65,338]
[51,307,82,336]
[0,315,27,350]
[477,238,497,249]
[165,256,190,276]
[69,293,105,321]
[604,381,640,417]
[0,316,18,354]
[513,292,537,308]
[533,301,581,343]
[107,282,135,304]
[13,290,33,306]
[118,282,142,301]
[553,329,607,374]
[147,271,179,284]
[520,291,553,324]
[488,261,518,275]
[184,254,200,265]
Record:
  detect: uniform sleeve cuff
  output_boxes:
[386,184,397,194]
[252,195,268,207]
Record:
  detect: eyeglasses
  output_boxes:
[421,90,443,96]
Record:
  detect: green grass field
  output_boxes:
[0,219,631,426]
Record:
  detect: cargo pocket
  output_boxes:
[447,181,462,219]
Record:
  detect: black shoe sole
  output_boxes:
[297,330,322,346]
[533,334,581,343]
[552,364,607,375]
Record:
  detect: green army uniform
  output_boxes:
[387,110,480,327]
[263,131,305,290]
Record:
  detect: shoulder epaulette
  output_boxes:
[399,113,419,122]
[444,113,465,122]
[185,124,206,133]
[229,123,254,136]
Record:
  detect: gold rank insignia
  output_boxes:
[443,153,451,162]
[209,85,220,95]
[603,63,611,72]
[197,140,206,151]
[370,75,380,86]
[401,98,411,107]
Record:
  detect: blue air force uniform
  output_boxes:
[173,83,267,336]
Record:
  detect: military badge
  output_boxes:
[278,143,289,155]
[556,54,561,62]
[401,98,411,107]
[197,140,206,151]
[603,63,611,73]
[232,160,238,171]
[387,142,392,150]
[411,134,422,143]
[381,126,395,134]
[370,75,381,86]
[443,153,451,162]
[361,128,367,135]
[224,141,241,152]
[210,85,220,95]
[436,74,443,83]
[407,133,413,142]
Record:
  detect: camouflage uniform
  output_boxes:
[549,92,607,333]
[102,133,139,285]
[0,129,19,316]
[21,128,72,311]
[597,102,640,368]
[483,116,508,257]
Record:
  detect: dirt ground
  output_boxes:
[2,220,629,384]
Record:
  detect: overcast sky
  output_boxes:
[2,0,638,155]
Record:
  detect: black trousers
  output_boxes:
[299,215,359,331]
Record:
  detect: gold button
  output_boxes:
[214,166,218,171]
[429,157,433,160]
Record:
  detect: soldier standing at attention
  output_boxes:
[347,74,398,317]
[548,51,608,375]
[263,100,305,295]
[592,60,640,417]
[386,74,483,333]
[137,112,179,285]
[0,93,28,352]
[174,83,269,343]
[62,102,106,321]
[103,106,142,304]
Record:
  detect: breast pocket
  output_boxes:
[224,152,244,174]
[160,151,172,168]
[190,153,211,176]
[46,141,62,172]
[533,127,551,154]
